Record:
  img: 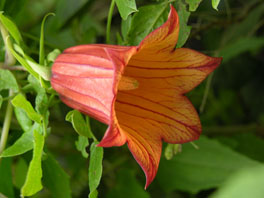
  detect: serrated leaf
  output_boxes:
[212,0,221,10]
[11,94,42,123]
[42,154,72,198]
[0,158,14,198]
[0,69,19,92]
[211,166,264,198]
[1,123,41,157]
[75,135,89,158]
[89,142,103,196]
[0,12,23,45]
[157,136,262,193]
[126,3,170,45]
[66,110,92,138]
[21,130,45,197]
[185,0,202,11]
[115,0,138,20]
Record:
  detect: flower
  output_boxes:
[51,5,222,188]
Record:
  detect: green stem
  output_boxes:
[0,90,13,162]
[199,72,214,113]
[106,0,115,44]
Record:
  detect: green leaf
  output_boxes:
[174,1,191,48]
[0,95,2,109]
[212,0,221,10]
[121,14,132,43]
[66,110,93,138]
[1,123,41,157]
[211,166,264,198]
[6,38,39,80]
[47,49,61,63]
[89,141,103,197]
[13,158,28,189]
[89,190,98,198]
[54,0,90,29]
[75,135,89,158]
[157,136,262,193]
[115,0,138,20]
[220,37,264,63]
[222,4,264,44]
[21,130,45,197]
[11,94,42,123]
[27,75,48,115]
[107,169,150,198]
[126,3,170,45]
[26,59,51,81]
[14,107,32,132]
[0,69,19,92]
[0,158,15,198]
[39,13,55,65]
[0,12,23,45]
[185,0,202,11]
[42,154,72,198]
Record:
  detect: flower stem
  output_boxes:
[106,0,115,44]
[0,90,13,162]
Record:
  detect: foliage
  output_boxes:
[0,0,264,197]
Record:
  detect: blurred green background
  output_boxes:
[0,0,264,197]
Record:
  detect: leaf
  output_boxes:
[39,13,55,65]
[212,0,221,10]
[0,69,19,92]
[53,0,90,29]
[75,135,89,158]
[47,49,61,63]
[174,0,191,48]
[185,0,202,11]
[1,123,41,157]
[164,144,181,160]
[222,4,264,44]
[126,3,170,45]
[13,158,28,189]
[89,142,103,197]
[21,130,45,197]
[156,136,262,193]
[121,14,132,43]
[0,158,14,198]
[115,0,138,20]
[211,166,264,198]
[220,37,264,63]
[0,12,23,45]
[42,154,72,198]
[6,38,39,80]
[11,94,42,123]
[106,169,150,198]
[0,95,2,109]
[26,59,51,81]
[14,107,32,132]
[66,110,92,138]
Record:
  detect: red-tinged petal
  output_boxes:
[51,44,136,124]
[51,5,222,189]
[138,5,179,53]
[112,30,221,188]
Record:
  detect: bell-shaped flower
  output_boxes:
[51,5,222,188]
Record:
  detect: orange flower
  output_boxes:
[51,5,222,188]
